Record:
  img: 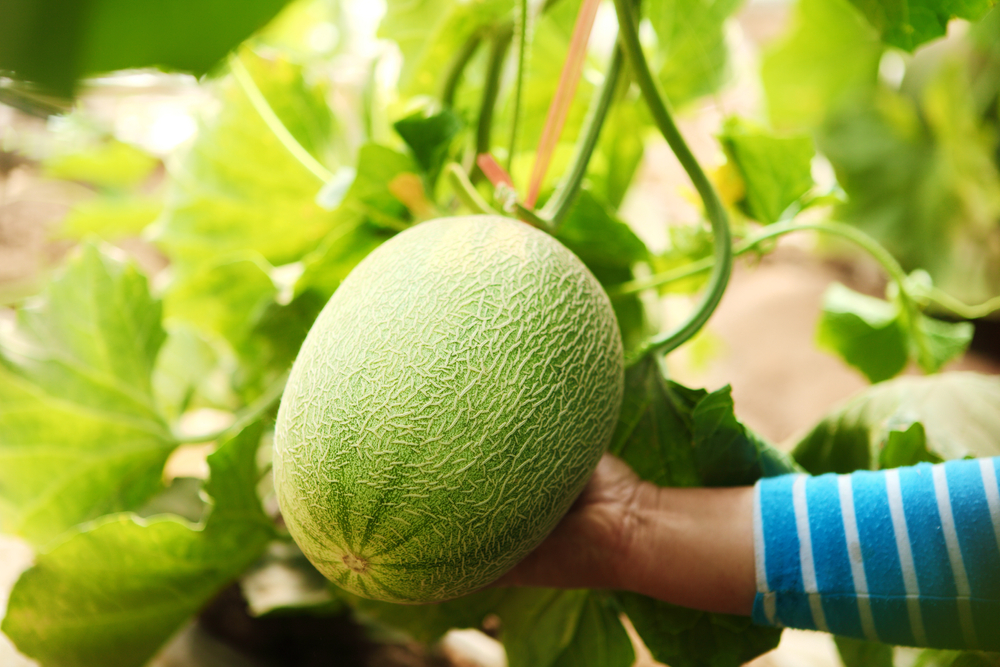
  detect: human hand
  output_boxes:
[492,453,757,616]
[492,453,650,591]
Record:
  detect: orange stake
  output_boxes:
[524,0,602,209]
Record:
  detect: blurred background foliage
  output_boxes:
[1,0,999,665]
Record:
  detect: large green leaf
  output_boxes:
[554,190,651,354]
[608,357,792,666]
[1,423,275,667]
[152,50,340,271]
[352,588,632,667]
[617,592,783,667]
[0,243,175,546]
[153,51,405,389]
[58,195,163,241]
[845,0,995,51]
[793,372,1000,474]
[718,117,816,224]
[762,0,883,129]
[0,0,292,96]
[645,0,743,107]
[43,139,159,190]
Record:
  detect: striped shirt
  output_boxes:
[752,457,1000,650]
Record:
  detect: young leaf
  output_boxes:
[394,108,464,183]
[793,372,1000,474]
[608,357,793,667]
[913,314,974,374]
[816,282,910,383]
[762,0,882,130]
[0,243,176,546]
[1,423,275,667]
[718,118,816,224]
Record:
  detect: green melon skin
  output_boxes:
[273,215,624,604]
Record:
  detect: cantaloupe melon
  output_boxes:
[274,215,624,603]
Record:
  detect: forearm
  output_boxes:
[616,483,757,616]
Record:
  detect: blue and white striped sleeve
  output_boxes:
[752,458,1000,650]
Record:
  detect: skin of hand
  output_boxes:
[494,453,757,616]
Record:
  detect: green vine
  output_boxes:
[608,219,1000,366]
[612,0,733,366]
[507,0,531,173]
[539,44,624,229]
[475,23,515,176]
[441,30,486,108]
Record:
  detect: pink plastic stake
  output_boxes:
[524,0,602,209]
[477,153,514,188]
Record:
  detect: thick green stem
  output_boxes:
[925,289,1000,320]
[229,55,332,184]
[474,24,515,180]
[173,372,288,444]
[441,30,485,107]
[507,0,530,173]
[612,0,732,365]
[612,220,909,297]
[611,218,936,362]
[540,44,624,229]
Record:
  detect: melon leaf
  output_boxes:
[1,422,275,667]
[0,243,176,546]
[645,0,743,108]
[351,587,633,667]
[618,592,783,667]
[152,50,341,271]
[793,372,1000,475]
[555,190,652,355]
[717,117,817,225]
[609,355,793,666]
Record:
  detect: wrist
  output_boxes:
[615,484,757,615]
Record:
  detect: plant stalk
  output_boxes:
[612,0,732,365]
[506,0,531,173]
[475,23,515,174]
[229,55,332,184]
[540,43,624,229]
